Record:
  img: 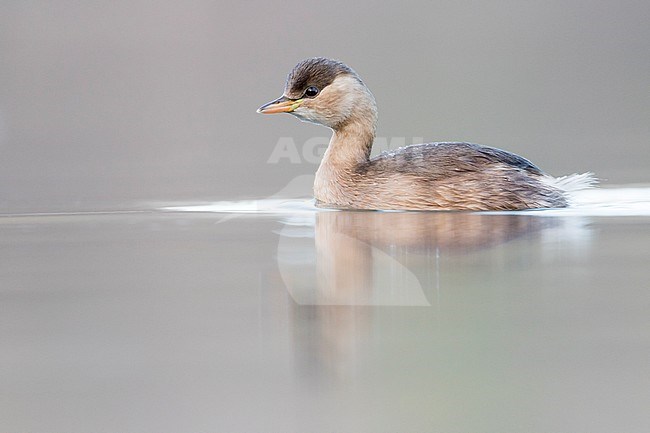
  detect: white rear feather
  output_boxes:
[543,172,598,193]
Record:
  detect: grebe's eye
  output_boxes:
[304,86,319,98]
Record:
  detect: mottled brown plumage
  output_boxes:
[258,57,595,210]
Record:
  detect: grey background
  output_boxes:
[2,3,650,432]
[1,0,649,213]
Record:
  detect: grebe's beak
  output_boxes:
[257,96,303,114]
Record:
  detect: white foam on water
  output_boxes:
[162,198,318,214]
[161,186,650,217]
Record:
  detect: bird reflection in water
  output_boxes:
[277,211,588,382]
[279,211,563,305]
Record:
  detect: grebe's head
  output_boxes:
[257,57,377,130]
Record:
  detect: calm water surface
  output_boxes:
[2,188,650,433]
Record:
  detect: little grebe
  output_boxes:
[258,57,594,211]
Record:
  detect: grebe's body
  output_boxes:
[258,58,594,211]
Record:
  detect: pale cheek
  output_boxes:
[294,85,358,127]
[291,108,326,126]
[294,107,318,120]
[293,106,330,124]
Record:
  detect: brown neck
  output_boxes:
[322,84,378,165]
[314,107,377,205]
[325,118,375,166]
